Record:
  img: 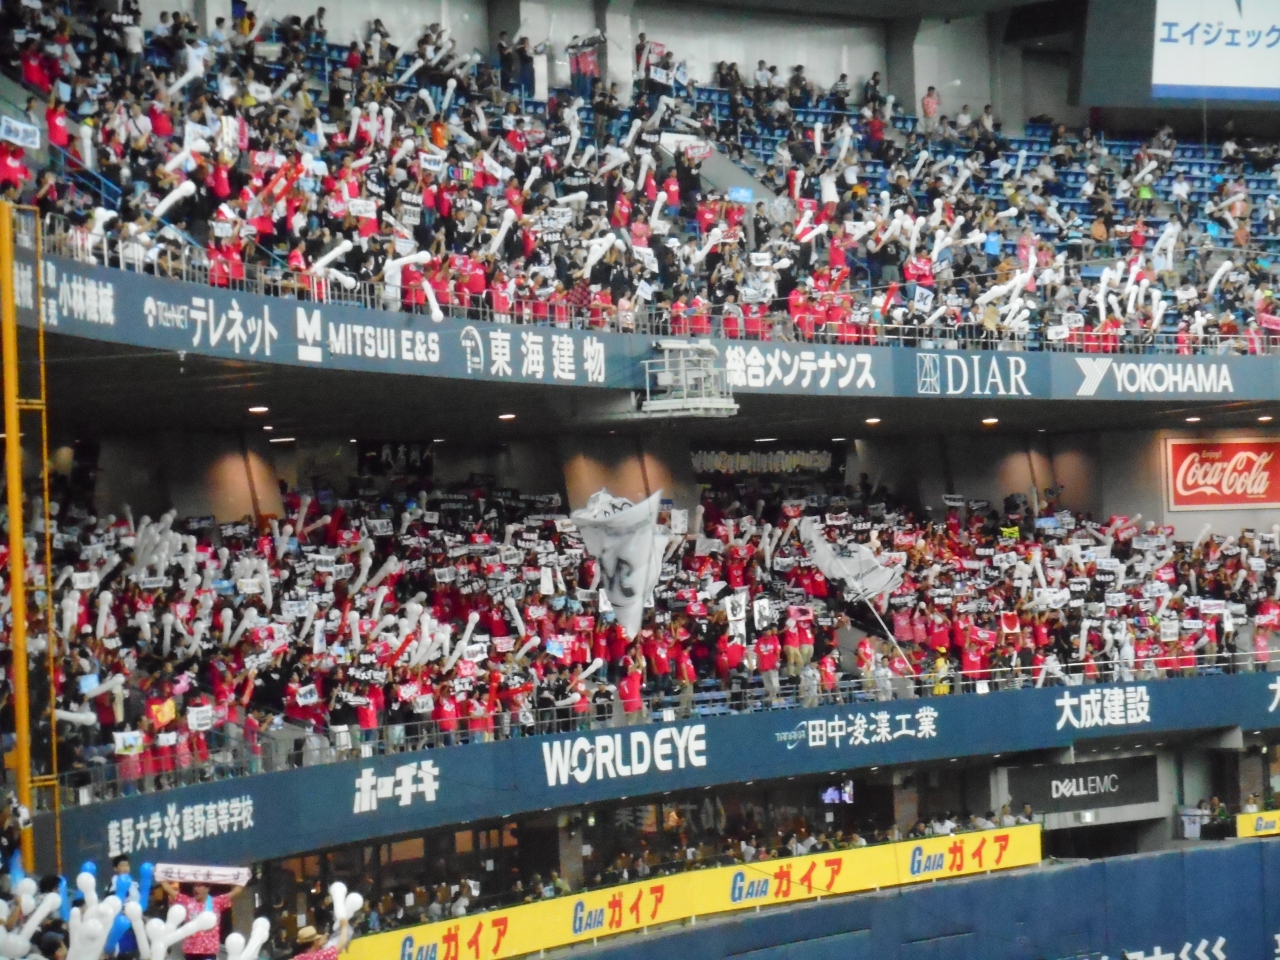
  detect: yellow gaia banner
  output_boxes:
[347,825,1040,960]
[1237,811,1280,838]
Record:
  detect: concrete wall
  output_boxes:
[912,15,990,125]
[1022,50,1087,128]
[560,433,699,513]
[93,433,287,523]
[632,2,884,89]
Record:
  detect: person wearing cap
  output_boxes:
[292,913,354,960]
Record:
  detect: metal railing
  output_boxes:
[45,646,1275,810]
[40,220,1280,357]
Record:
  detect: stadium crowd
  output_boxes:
[3,0,1280,351]
[23,459,1280,803]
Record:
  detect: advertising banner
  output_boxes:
[29,255,1280,402]
[39,673,1280,878]
[345,827,1040,960]
[1152,0,1280,101]
[1165,438,1280,511]
[1006,755,1159,814]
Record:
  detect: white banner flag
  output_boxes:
[0,116,40,150]
[572,488,669,639]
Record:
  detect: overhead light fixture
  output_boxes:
[262,425,273,431]
[831,437,846,441]
[1260,416,1274,423]
[982,417,998,425]
[498,413,516,420]
[865,418,881,425]
[268,437,295,443]
[1185,416,1201,423]
[754,437,777,442]
[433,438,446,443]
[248,406,269,414]
[350,439,357,443]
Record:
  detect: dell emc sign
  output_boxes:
[916,354,1031,397]
[1006,755,1159,814]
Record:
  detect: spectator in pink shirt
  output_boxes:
[159,879,245,960]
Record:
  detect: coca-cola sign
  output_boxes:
[1166,438,1280,511]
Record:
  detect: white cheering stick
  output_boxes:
[382,105,396,147]
[55,709,96,727]
[269,72,300,102]
[429,37,453,66]
[565,125,581,167]
[445,612,480,671]
[1123,256,1142,297]
[167,64,205,96]
[907,213,925,251]
[577,144,596,168]
[1193,522,1213,551]
[395,58,425,85]
[556,191,589,210]
[95,590,113,639]
[598,146,628,176]
[163,138,210,173]
[59,590,80,640]
[367,555,401,591]
[224,919,271,960]
[371,584,390,622]
[417,88,437,117]
[927,196,945,228]
[293,493,313,545]
[347,103,365,143]
[350,155,374,171]
[127,902,218,960]
[578,233,615,278]
[522,165,542,194]
[994,205,1020,220]
[515,635,540,660]
[691,227,724,264]
[633,150,655,192]
[327,268,357,290]
[441,77,458,113]
[1013,148,1027,181]
[160,611,176,654]
[623,118,643,150]
[650,189,669,231]
[302,513,331,539]
[422,273,445,322]
[330,881,365,926]
[229,607,259,647]
[310,239,353,273]
[1158,583,1187,618]
[152,180,197,220]
[1150,292,1168,333]
[1208,259,1233,296]
[931,229,952,261]
[929,153,955,176]
[503,596,526,637]
[813,120,823,155]
[947,167,971,197]
[646,95,676,130]
[488,208,516,254]
[67,879,120,960]
[1106,293,1123,319]
[835,124,853,164]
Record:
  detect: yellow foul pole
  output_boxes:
[0,201,34,870]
